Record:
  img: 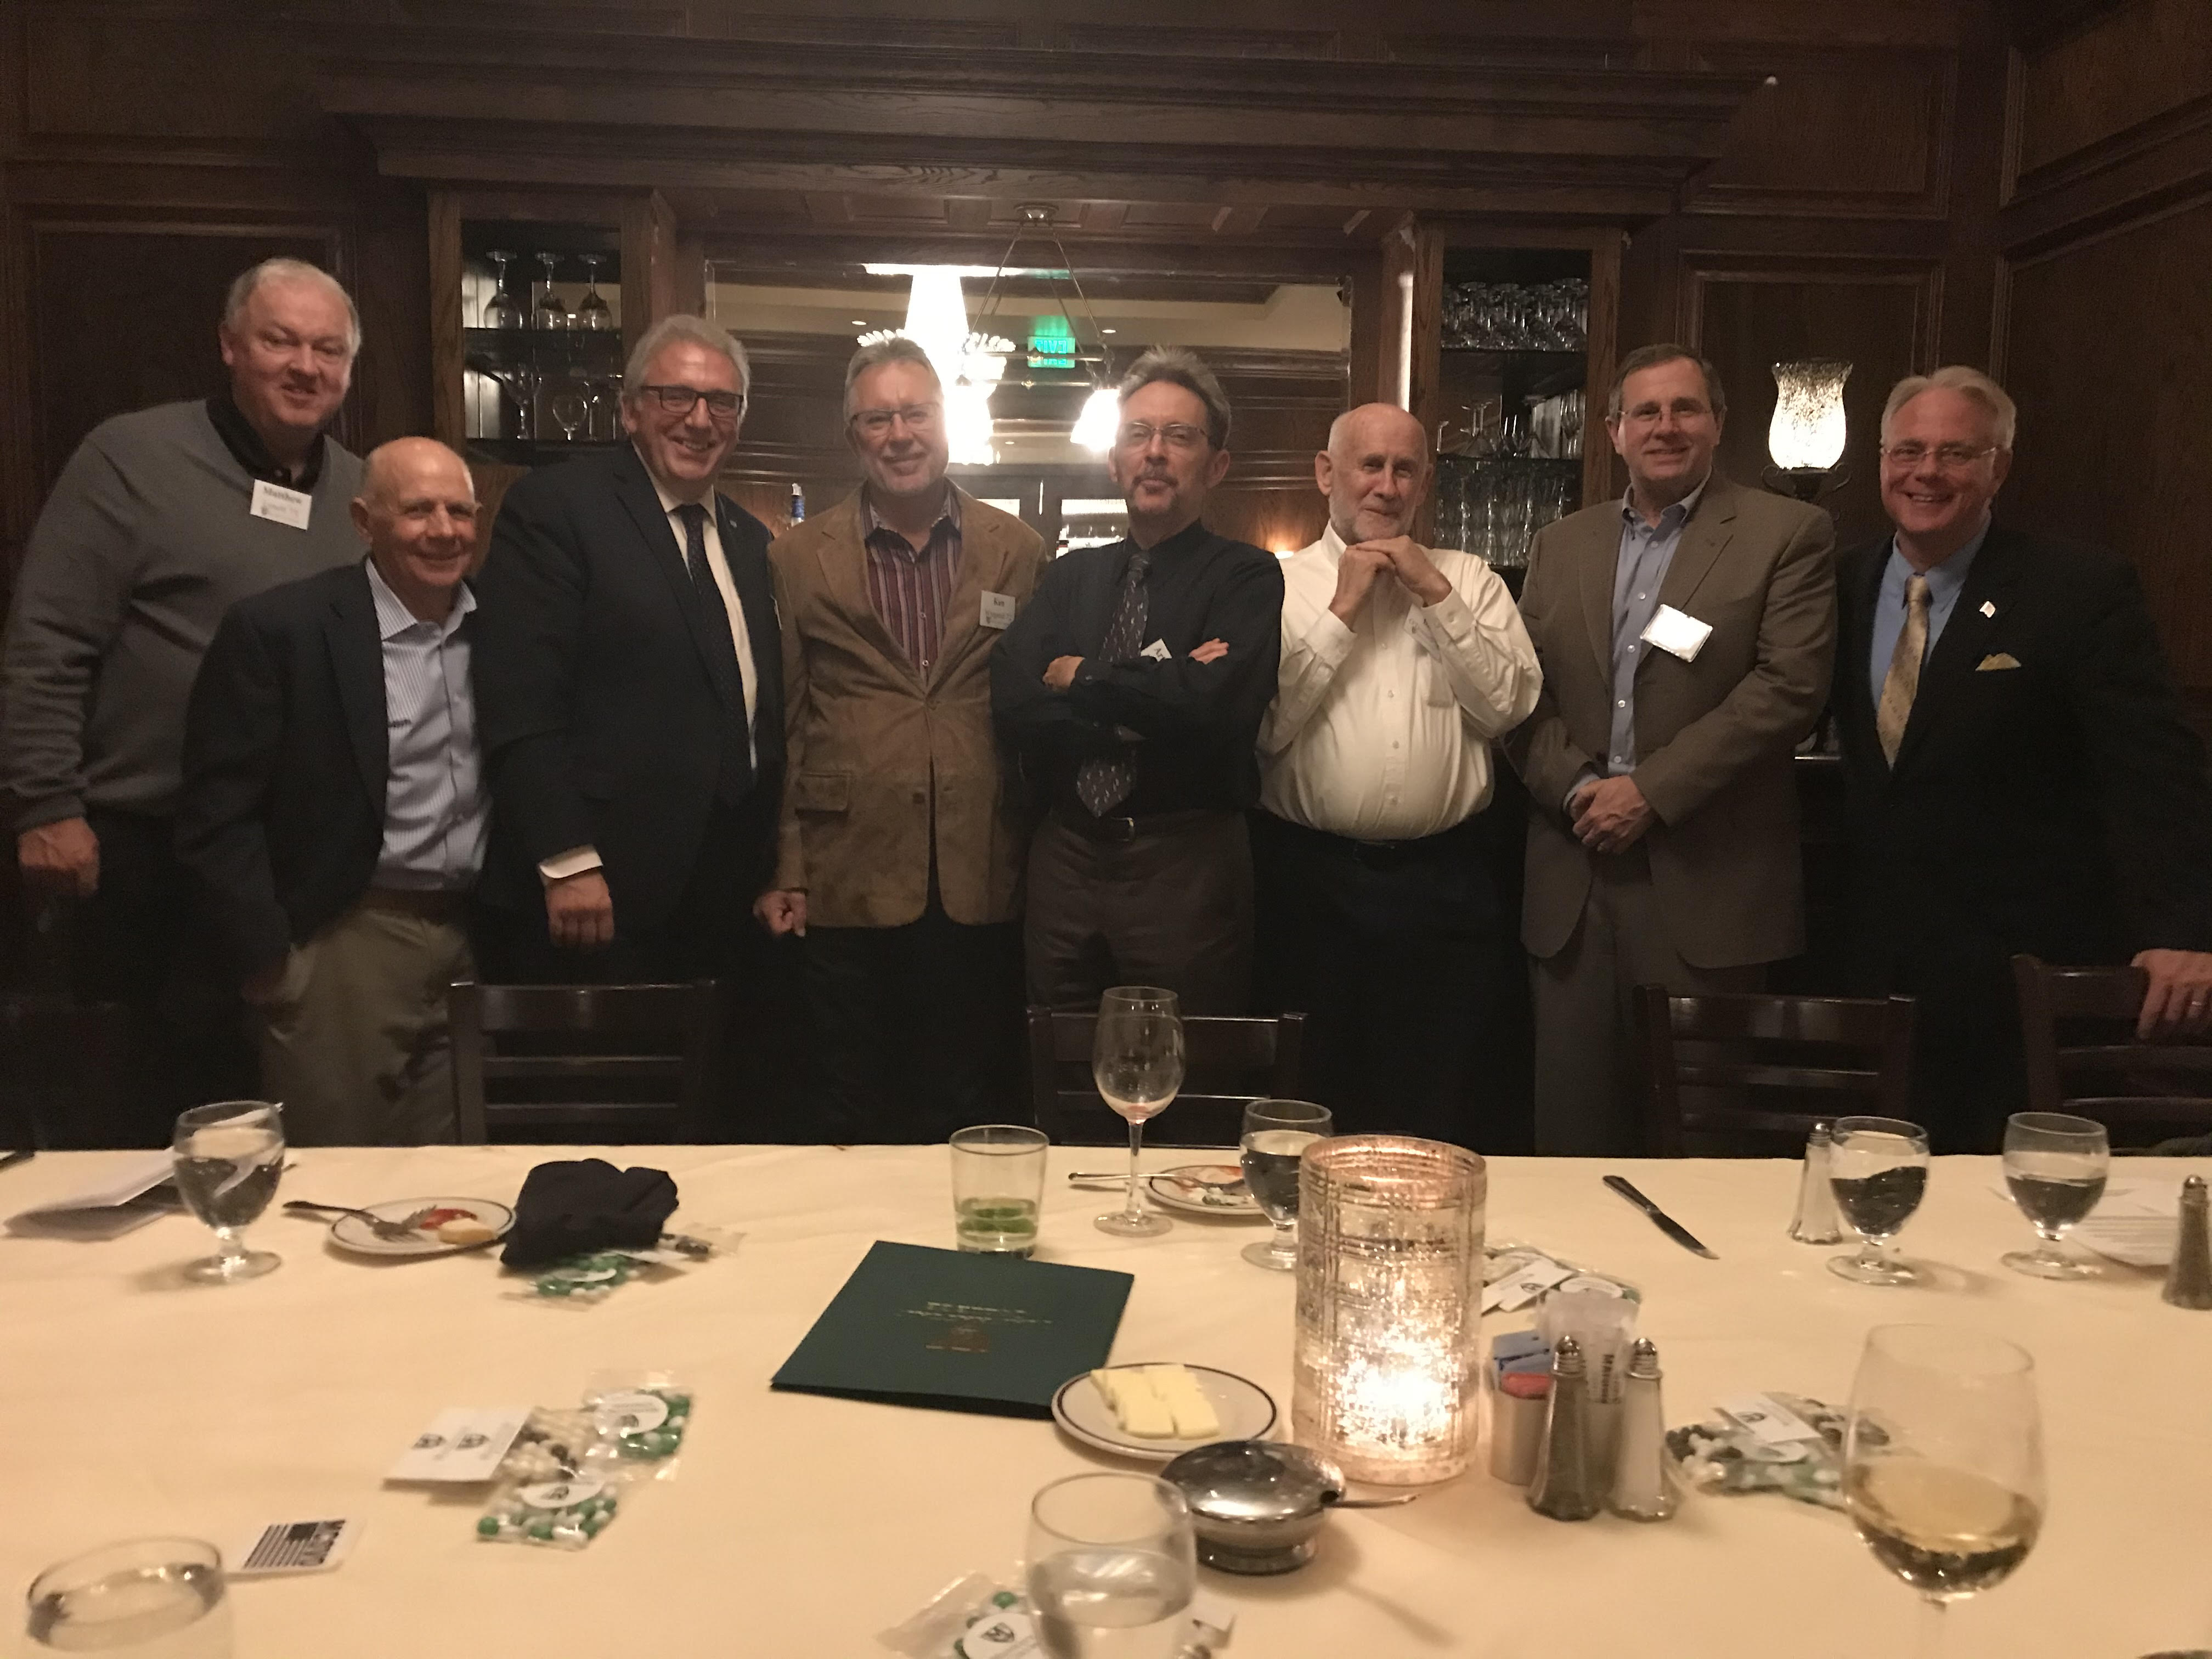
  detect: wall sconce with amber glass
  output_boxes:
[1764,359,1853,504]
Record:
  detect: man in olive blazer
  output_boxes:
[755,339,1049,1142]
[1510,346,1836,1154]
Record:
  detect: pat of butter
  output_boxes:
[1088,1367,1186,1439]
[1146,1365,1220,1440]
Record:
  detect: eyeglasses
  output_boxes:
[1615,399,1713,426]
[1117,421,1209,453]
[1880,441,2000,471]
[637,384,745,420]
[850,403,941,438]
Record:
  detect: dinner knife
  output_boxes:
[1603,1175,1718,1259]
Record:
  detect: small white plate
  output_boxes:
[1145,1163,1263,1220]
[325,1197,514,1259]
[1051,1364,1277,1463]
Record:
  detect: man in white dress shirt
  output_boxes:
[1254,403,1542,1140]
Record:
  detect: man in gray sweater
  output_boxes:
[1,257,366,1144]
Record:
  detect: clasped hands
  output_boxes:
[1329,535,1452,623]
[1569,776,1655,855]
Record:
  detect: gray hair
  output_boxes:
[1607,342,1726,422]
[843,336,941,421]
[624,314,752,399]
[223,258,360,356]
[1119,346,1232,450]
[1881,366,2017,451]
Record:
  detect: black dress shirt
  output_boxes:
[205,391,328,490]
[992,520,1283,816]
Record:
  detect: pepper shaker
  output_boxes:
[1607,1339,1679,1521]
[1528,1335,1601,1521]
[1788,1121,1844,1244]
[2163,1175,2212,1310]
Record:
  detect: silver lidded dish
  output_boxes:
[1160,1439,1415,1574]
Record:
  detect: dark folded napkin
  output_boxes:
[500,1158,679,1269]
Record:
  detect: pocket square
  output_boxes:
[1976,653,2022,672]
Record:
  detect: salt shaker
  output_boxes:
[1787,1120,1844,1244]
[2163,1175,2212,1310]
[1606,1338,1680,1522]
[1527,1335,1601,1521]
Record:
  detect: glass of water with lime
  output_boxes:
[950,1125,1049,1257]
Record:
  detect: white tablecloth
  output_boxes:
[3,1146,2208,1657]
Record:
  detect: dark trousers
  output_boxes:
[1024,809,1253,1015]
[61,808,255,1147]
[800,877,1024,1146]
[1854,924,2023,1155]
[1251,809,1500,1146]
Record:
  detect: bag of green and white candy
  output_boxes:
[476,1374,696,1547]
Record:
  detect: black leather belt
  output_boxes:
[1261,810,1476,870]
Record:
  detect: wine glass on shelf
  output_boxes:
[586,374,623,441]
[171,1101,285,1283]
[2001,1111,2109,1278]
[1844,1325,2044,1658]
[576,253,613,331]
[1239,1098,1330,1270]
[1026,1473,1196,1659]
[481,249,526,330]
[1828,1114,1932,1285]
[1091,986,1183,1239]
[550,386,589,444]
[469,355,540,442]
[534,252,569,329]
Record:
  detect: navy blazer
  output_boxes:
[471,444,783,931]
[176,560,399,975]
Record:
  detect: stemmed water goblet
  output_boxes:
[550,386,589,444]
[1827,1115,1932,1285]
[171,1101,285,1283]
[576,254,613,331]
[1091,987,1183,1239]
[481,250,526,330]
[2000,1111,2109,1278]
[469,356,540,442]
[1026,1473,1196,1659]
[534,252,569,329]
[587,375,622,441]
[1239,1098,1330,1270]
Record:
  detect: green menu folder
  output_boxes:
[770,1240,1134,1418]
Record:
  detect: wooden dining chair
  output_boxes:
[2011,955,2212,1144]
[1025,1007,1308,1147]
[448,980,723,1144]
[1634,984,1917,1156]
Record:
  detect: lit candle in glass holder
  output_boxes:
[1767,360,1853,502]
[1293,1136,1486,1486]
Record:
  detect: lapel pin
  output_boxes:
[1979,600,1996,618]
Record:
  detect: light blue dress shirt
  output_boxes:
[1866,519,1990,711]
[365,560,486,889]
[1604,476,1710,774]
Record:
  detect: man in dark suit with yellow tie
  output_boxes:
[1834,366,2212,1149]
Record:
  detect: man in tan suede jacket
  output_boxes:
[756,337,1049,1141]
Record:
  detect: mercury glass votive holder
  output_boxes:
[1292,1135,1487,1486]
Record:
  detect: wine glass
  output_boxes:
[481,250,526,330]
[1091,987,1183,1239]
[576,254,613,331]
[1844,1325,2044,1657]
[2001,1111,2109,1279]
[550,388,589,444]
[1828,1115,1932,1285]
[587,374,623,441]
[171,1101,284,1283]
[534,252,569,329]
[1239,1098,1330,1270]
[1026,1473,1196,1659]
[25,1537,231,1655]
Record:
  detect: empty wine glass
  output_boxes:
[576,254,613,331]
[25,1537,231,1655]
[1844,1325,2044,1658]
[1026,1474,1195,1659]
[1092,987,1183,1239]
[1239,1098,1330,1270]
[171,1101,284,1283]
[469,357,540,442]
[587,375,622,441]
[2001,1111,2109,1279]
[481,250,526,330]
[534,252,568,329]
[1828,1115,1932,1285]
[550,387,589,443]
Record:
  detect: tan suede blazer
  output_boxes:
[1509,472,1837,969]
[769,489,1049,928]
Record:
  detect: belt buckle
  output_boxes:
[1102,815,1139,842]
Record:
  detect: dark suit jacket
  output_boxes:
[1835,523,2212,977]
[471,444,783,933]
[176,560,400,977]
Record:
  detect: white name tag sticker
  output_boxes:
[1140,639,1172,662]
[1640,603,1712,662]
[249,479,314,529]
[979,590,1017,630]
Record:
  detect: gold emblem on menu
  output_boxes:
[927,1321,992,1353]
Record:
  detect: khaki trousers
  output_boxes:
[259,898,473,1147]
[1531,845,1762,1156]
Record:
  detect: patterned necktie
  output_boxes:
[675,502,753,801]
[1876,573,1930,766]
[1074,547,1152,816]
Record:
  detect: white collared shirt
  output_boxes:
[646,468,760,753]
[1259,524,1542,840]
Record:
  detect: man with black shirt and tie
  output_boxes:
[993,347,1283,1014]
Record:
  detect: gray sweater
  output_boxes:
[0,400,364,830]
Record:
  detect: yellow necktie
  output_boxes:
[1876,574,1930,765]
